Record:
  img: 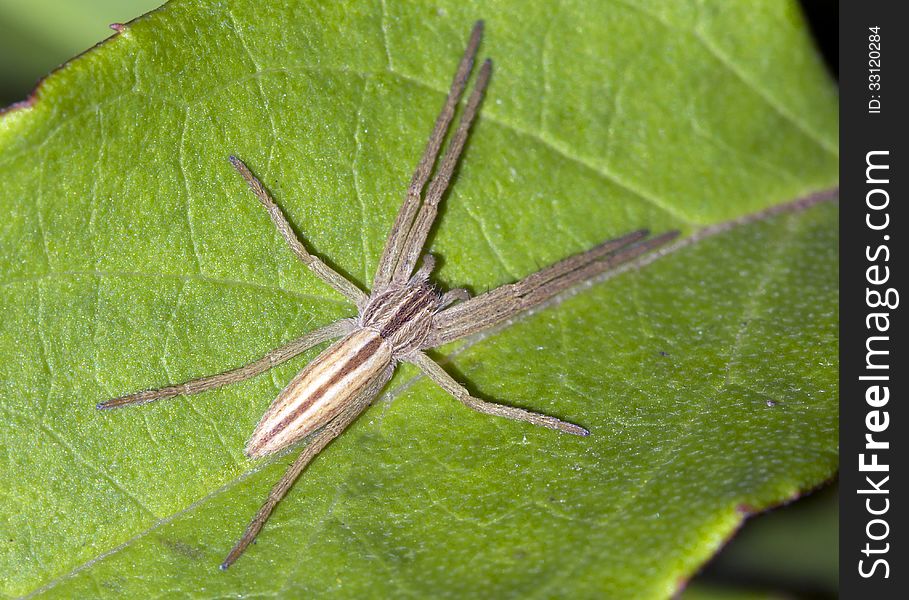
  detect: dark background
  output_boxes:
[838,1,904,599]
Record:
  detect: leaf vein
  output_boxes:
[612,0,837,155]
[178,106,204,273]
[461,203,517,281]
[227,7,281,171]
[0,269,350,308]
[40,423,156,518]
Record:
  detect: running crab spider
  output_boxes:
[99,21,678,569]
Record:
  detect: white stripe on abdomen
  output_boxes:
[245,328,391,458]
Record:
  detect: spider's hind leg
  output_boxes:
[220,363,393,569]
[98,320,353,410]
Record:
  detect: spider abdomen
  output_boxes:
[245,328,392,458]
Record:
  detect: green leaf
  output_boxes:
[0,0,164,106]
[689,484,839,595]
[0,1,837,597]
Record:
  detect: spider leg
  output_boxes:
[97,320,354,410]
[220,364,392,569]
[229,156,369,308]
[439,287,470,309]
[391,58,492,284]
[427,230,679,347]
[372,21,485,292]
[407,351,589,436]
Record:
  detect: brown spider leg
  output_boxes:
[407,351,589,436]
[229,156,369,308]
[220,365,392,570]
[98,320,354,410]
[428,230,679,347]
[372,21,484,292]
[439,287,470,309]
[392,58,492,284]
[410,254,436,282]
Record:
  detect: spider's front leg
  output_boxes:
[228,156,368,308]
[427,230,679,347]
[373,21,490,291]
[411,229,680,436]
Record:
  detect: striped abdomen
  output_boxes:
[245,328,392,458]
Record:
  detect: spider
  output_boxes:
[99,21,678,569]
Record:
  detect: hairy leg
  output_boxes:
[391,59,492,284]
[229,156,368,307]
[98,320,354,410]
[373,21,485,291]
[407,351,588,436]
[428,230,678,347]
[221,365,392,569]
